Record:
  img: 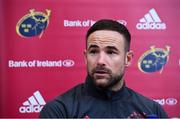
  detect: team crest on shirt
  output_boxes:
[138,45,170,73]
[127,111,146,118]
[16,9,51,38]
[127,111,158,118]
[83,115,90,119]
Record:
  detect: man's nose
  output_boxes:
[97,52,106,65]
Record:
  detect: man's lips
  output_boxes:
[95,70,108,74]
[92,67,111,77]
[93,70,110,78]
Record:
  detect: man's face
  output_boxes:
[84,30,132,89]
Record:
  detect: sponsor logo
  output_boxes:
[16,9,51,38]
[19,91,46,113]
[154,98,178,106]
[8,59,75,68]
[136,8,166,30]
[138,45,170,73]
[117,20,127,26]
[166,98,178,105]
[64,19,127,27]
[63,59,74,67]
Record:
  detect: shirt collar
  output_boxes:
[85,75,130,100]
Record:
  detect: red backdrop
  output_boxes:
[0,0,180,118]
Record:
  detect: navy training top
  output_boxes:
[39,76,168,118]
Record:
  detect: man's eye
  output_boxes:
[107,51,116,54]
[89,50,98,54]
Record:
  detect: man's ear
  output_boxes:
[125,50,133,67]
[84,49,87,65]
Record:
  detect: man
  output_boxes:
[39,19,168,118]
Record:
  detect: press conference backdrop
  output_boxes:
[0,0,180,118]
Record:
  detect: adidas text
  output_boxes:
[19,105,43,113]
[136,22,166,30]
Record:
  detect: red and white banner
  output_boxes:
[0,0,180,118]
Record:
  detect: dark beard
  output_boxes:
[104,74,124,89]
[88,72,124,90]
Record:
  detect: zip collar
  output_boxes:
[84,75,131,100]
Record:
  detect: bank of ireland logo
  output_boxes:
[16,9,51,38]
[136,8,166,30]
[138,45,170,73]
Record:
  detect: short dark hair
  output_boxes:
[86,19,131,51]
